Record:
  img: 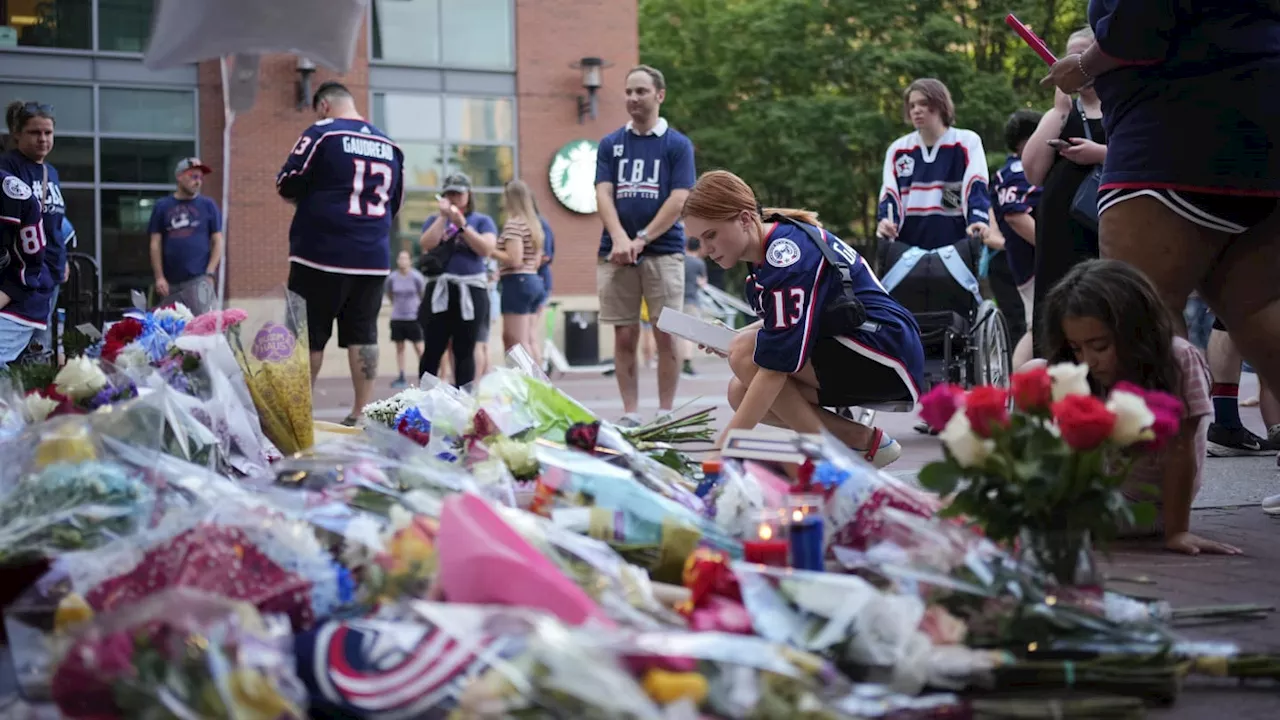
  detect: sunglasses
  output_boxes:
[20,101,54,117]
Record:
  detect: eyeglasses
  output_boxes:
[20,102,54,117]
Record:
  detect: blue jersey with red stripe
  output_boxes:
[277,118,406,275]
[991,155,1040,285]
[0,171,53,329]
[877,127,991,250]
[1089,0,1280,193]
[743,220,925,394]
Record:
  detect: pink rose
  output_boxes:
[918,604,968,645]
[919,383,966,431]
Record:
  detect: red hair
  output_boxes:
[682,170,822,228]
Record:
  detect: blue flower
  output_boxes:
[812,461,851,491]
[156,314,187,337]
[332,562,357,604]
[394,406,431,434]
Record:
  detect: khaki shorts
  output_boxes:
[597,253,685,325]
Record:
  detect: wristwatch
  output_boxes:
[636,229,649,244]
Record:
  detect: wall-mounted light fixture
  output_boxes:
[571,57,607,124]
[295,56,317,111]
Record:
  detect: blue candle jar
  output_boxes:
[787,493,825,571]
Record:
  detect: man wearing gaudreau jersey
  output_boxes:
[276,81,406,426]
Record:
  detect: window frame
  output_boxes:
[0,0,153,56]
[367,0,516,72]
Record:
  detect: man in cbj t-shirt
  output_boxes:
[595,65,696,427]
[148,157,223,314]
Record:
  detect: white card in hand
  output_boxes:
[656,308,738,355]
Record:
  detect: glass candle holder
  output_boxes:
[742,509,789,567]
[787,493,825,571]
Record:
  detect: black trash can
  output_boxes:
[564,309,600,367]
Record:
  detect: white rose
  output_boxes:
[1047,362,1091,402]
[1106,389,1155,447]
[115,342,151,371]
[939,412,994,468]
[24,393,58,422]
[54,357,108,401]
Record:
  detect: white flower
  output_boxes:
[54,357,108,401]
[1106,389,1155,447]
[939,412,994,468]
[114,341,150,371]
[24,392,58,422]
[155,303,194,323]
[1047,362,1091,402]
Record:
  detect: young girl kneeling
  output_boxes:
[682,170,926,468]
[1040,259,1241,556]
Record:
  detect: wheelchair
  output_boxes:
[876,236,1012,392]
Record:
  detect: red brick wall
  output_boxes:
[515,0,638,297]
[199,3,639,300]
[198,31,371,298]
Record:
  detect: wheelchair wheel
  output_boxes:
[971,300,1011,388]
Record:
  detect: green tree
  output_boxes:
[640,0,1087,248]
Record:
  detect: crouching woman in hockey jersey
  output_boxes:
[683,170,925,468]
[0,169,54,367]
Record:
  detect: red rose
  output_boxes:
[102,318,143,362]
[964,385,1010,437]
[1011,366,1053,412]
[1052,394,1116,450]
[919,383,965,431]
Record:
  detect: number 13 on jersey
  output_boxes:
[771,288,806,329]
[348,159,393,217]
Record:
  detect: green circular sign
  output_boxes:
[549,139,599,215]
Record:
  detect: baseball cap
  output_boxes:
[442,172,472,194]
[175,157,213,176]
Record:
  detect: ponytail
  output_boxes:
[761,207,822,229]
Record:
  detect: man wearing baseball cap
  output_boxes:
[147,156,223,314]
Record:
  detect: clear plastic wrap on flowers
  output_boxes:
[89,380,224,472]
[474,366,596,442]
[0,375,27,442]
[175,332,277,474]
[531,444,740,584]
[266,425,511,514]
[49,587,307,720]
[582,629,859,717]
[226,287,315,454]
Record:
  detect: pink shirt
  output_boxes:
[1122,337,1211,503]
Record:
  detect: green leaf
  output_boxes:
[1128,501,1158,529]
[917,462,961,494]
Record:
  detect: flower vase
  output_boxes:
[1019,529,1101,591]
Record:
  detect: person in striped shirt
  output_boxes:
[491,180,546,357]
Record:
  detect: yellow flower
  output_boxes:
[54,593,94,631]
[641,669,708,705]
[227,668,302,720]
[383,516,439,577]
[34,426,98,469]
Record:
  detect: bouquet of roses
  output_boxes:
[50,588,307,720]
[917,363,1180,585]
[98,303,194,370]
[21,357,138,422]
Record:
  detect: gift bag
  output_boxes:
[226,287,314,454]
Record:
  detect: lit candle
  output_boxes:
[788,493,825,571]
[742,512,789,567]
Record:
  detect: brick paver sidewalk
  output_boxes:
[1108,507,1280,719]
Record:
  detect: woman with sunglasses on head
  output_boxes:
[2,101,68,357]
[0,167,53,367]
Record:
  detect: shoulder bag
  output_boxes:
[1069,97,1103,234]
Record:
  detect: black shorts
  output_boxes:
[1098,188,1279,235]
[390,319,423,342]
[810,337,915,408]
[287,262,385,351]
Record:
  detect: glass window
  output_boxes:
[100,139,195,184]
[97,0,154,52]
[379,94,442,140]
[471,192,502,224]
[61,188,95,256]
[395,190,436,257]
[0,83,93,134]
[47,136,95,183]
[99,88,195,136]
[445,97,513,144]
[447,145,513,189]
[370,0,440,66]
[100,189,170,290]
[400,142,444,189]
[440,0,513,69]
[1,0,91,50]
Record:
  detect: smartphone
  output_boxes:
[1006,14,1058,65]
[1047,139,1069,150]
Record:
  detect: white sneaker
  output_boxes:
[861,428,902,469]
[617,413,643,429]
[1262,492,1280,515]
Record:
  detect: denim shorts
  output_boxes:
[500,273,546,315]
[0,315,35,368]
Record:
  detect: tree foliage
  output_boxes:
[639,0,1088,244]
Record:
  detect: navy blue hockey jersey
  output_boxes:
[991,155,1040,286]
[0,171,54,328]
[0,149,66,279]
[744,220,924,397]
[277,118,406,275]
[877,128,991,250]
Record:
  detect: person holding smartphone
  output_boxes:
[1021,27,1107,358]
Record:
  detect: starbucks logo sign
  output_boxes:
[548,139,599,215]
